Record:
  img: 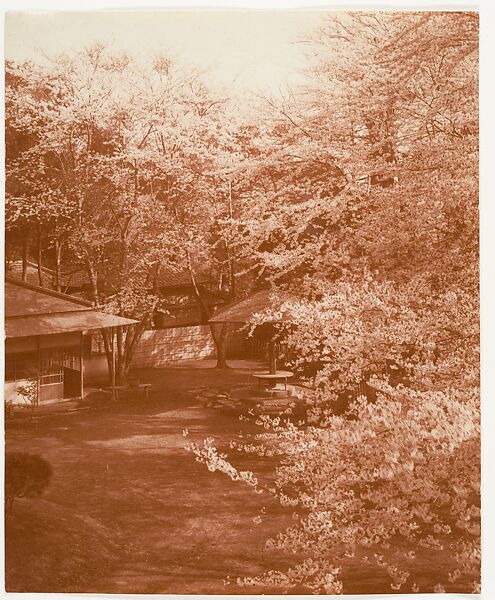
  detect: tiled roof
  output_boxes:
[154,265,215,288]
[5,261,55,287]
[5,261,92,289]
[209,290,294,324]
[58,268,92,288]
[6,260,216,292]
[160,286,226,308]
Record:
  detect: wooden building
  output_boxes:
[6,261,226,328]
[4,278,135,405]
[5,260,94,297]
[150,266,226,329]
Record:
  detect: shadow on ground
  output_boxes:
[5,360,294,594]
[6,359,462,595]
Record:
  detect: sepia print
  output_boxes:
[4,8,480,595]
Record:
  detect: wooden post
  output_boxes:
[80,331,84,400]
[268,339,277,375]
[111,327,116,401]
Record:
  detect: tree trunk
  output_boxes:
[116,326,124,371]
[102,312,156,388]
[229,257,236,301]
[85,261,99,305]
[116,320,150,384]
[210,322,229,369]
[187,251,230,369]
[21,234,28,282]
[268,339,277,374]
[102,328,127,388]
[227,180,236,300]
[37,225,44,287]
[101,328,113,385]
[54,238,63,292]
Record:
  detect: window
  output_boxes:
[4,352,38,382]
[60,349,80,370]
[91,332,106,355]
[5,346,82,386]
[40,349,63,385]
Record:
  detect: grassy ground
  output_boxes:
[5,359,473,594]
[5,360,294,594]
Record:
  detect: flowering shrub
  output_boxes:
[187,11,479,594]
[187,382,479,593]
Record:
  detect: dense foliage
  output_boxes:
[5,46,242,376]
[5,10,479,594]
[189,11,480,595]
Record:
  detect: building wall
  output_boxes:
[4,334,83,404]
[5,331,81,354]
[129,324,249,368]
[4,378,65,405]
[131,325,216,368]
[154,305,204,329]
[84,355,109,380]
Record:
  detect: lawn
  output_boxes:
[5,359,466,595]
[5,360,294,594]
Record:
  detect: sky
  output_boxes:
[5,10,328,97]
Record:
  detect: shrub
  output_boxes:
[5,452,53,512]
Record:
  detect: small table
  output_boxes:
[253,370,294,391]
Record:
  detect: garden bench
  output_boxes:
[107,383,152,402]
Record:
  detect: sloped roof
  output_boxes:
[58,267,92,288]
[5,312,137,338]
[160,285,225,306]
[209,290,293,324]
[5,279,91,318]
[154,266,215,288]
[5,278,137,338]
[6,261,215,292]
[5,261,56,288]
[5,261,92,289]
